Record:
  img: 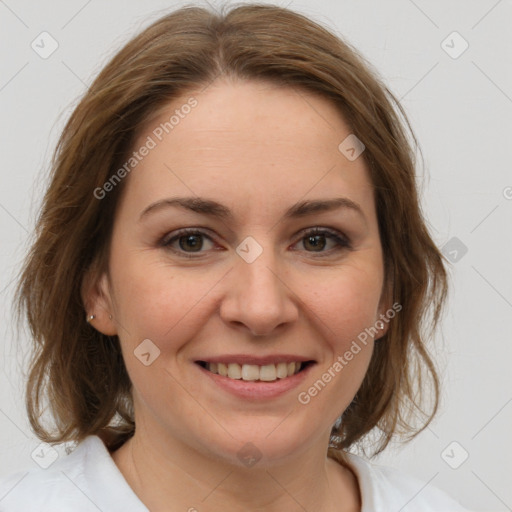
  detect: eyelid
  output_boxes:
[159,227,219,259]
[295,226,350,244]
[160,226,351,258]
[292,226,352,255]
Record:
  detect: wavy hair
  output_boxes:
[16,3,447,457]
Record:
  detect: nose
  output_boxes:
[219,244,299,337]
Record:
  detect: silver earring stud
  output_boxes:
[86,314,96,323]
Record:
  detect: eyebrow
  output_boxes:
[139,196,365,222]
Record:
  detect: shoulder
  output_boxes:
[0,436,147,512]
[344,452,472,512]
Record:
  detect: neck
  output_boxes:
[111,423,361,512]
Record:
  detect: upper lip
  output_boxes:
[195,354,315,366]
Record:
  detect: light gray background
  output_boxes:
[1,0,511,510]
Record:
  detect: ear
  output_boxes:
[81,266,118,336]
[375,276,394,340]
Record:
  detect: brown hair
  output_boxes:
[16,2,447,457]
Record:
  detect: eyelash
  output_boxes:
[160,227,351,259]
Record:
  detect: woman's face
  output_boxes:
[92,78,389,466]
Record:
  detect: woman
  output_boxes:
[1,3,470,511]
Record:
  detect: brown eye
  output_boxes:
[295,227,351,256]
[303,233,327,252]
[161,226,351,260]
[178,234,204,252]
[161,229,216,258]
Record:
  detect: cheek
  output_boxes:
[107,255,230,397]
[109,254,212,338]
[306,261,384,345]
[295,263,382,412]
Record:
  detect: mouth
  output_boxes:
[195,360,315,382]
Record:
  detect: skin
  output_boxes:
[85,78,390,512]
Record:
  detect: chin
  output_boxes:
[191,415,324,469]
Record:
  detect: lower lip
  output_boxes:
[196,363,315,400]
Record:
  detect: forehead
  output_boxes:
[121,79,374,222]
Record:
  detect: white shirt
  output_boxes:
[0,435,470,511]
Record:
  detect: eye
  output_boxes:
[160,226,351,259]
[292,227,351,256]
[160,228,217,259]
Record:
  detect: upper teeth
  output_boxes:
[206,362,302,381]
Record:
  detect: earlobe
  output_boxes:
[375,311,390,340]
[375,277,393,340]
[81,270,118,336]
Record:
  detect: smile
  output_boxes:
[194,357,316,400]
[197,361,312,381]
